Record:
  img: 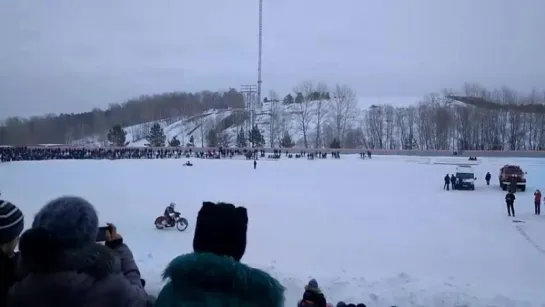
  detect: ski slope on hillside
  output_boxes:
[73,95,422,148]
[2,155,544,306]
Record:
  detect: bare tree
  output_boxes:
[217,130,232,147]
[266,90,283,147]
[96,133,109,147]
[310,82,329,148]
[127,126,138,142]
[292,82,315,148]
[196,117,208,147]
[137,123,152,142]
[394,106,418,149]
[321,124,335,148]
[328,84,358,145]
[384,105,396,149]
[344,127,366,148]
[279,107,293,141]
[365,105,385,149]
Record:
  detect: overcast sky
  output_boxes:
[1,0,544,118]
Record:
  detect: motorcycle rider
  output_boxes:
[164,202,177,226]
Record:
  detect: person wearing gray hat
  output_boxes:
[0,199,25,307]
[8,195,150,307]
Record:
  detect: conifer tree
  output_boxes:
[107,125,129,146]
[280,131,294,148]
[146,123,166,147]
[206,129,218,147]
[168,135,181,147]
[236,128,247,148]
[248,125,264,147]
[330,138,341,148]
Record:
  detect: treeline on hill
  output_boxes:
[0,89,244,146]
[2,82,545,150]
[259,82,545,151]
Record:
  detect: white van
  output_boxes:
[455,165,476,190]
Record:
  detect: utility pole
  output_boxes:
[257,0,263,112]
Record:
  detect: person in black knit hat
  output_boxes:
[156,201,285,307]
[192,201,248,261]
[0,199,25,307]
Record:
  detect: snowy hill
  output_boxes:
[72,95,422,148]
[73,109,236,147]
[73,101,324,148]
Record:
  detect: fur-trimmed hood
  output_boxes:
[10,237,149,307]
[156,252,285,307]
[10,243,122,306]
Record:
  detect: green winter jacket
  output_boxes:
[155,252,285,307]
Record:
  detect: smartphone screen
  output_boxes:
[96,226,109,242]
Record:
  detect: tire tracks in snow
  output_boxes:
[514,223,545,256]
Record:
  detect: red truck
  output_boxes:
[499,165,526,192]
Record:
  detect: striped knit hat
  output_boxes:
[0,200,24,245]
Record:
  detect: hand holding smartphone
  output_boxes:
[96,225,110,242]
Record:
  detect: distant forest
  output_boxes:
[1,82,544,150]
[0,89,244,146]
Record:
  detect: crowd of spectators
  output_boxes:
[0,146,362,162]
[0,198,371,307]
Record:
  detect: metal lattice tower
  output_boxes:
[240,85,257,133]
[256,0,263,111]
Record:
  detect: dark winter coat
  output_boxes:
[505,193,516,204]
[444,175,450,184]
[0,252,21,307]
[450,175,456,184]
[164,206,175,216]
[534,191,541,204]
[155,252,285,307]
[509,181,517,192]
[299,289,327,307]
[485,173,491,181]
[8,240,148,307]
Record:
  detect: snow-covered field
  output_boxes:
[2,156,545,306]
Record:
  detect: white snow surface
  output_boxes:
[2,156,545,306]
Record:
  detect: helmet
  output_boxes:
[169,202,176,208]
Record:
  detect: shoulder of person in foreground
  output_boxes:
[156,252,285,307]
[105,231,146,290]
[8,228,149,307]
[0,251,20,307]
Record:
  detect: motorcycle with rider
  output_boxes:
[155,202,189,231]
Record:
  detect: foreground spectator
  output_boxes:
[0,200,25,306]
[336,303,367,307]
[298,279,327,307]
[156,201,285,307]
[8,196,150,307]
